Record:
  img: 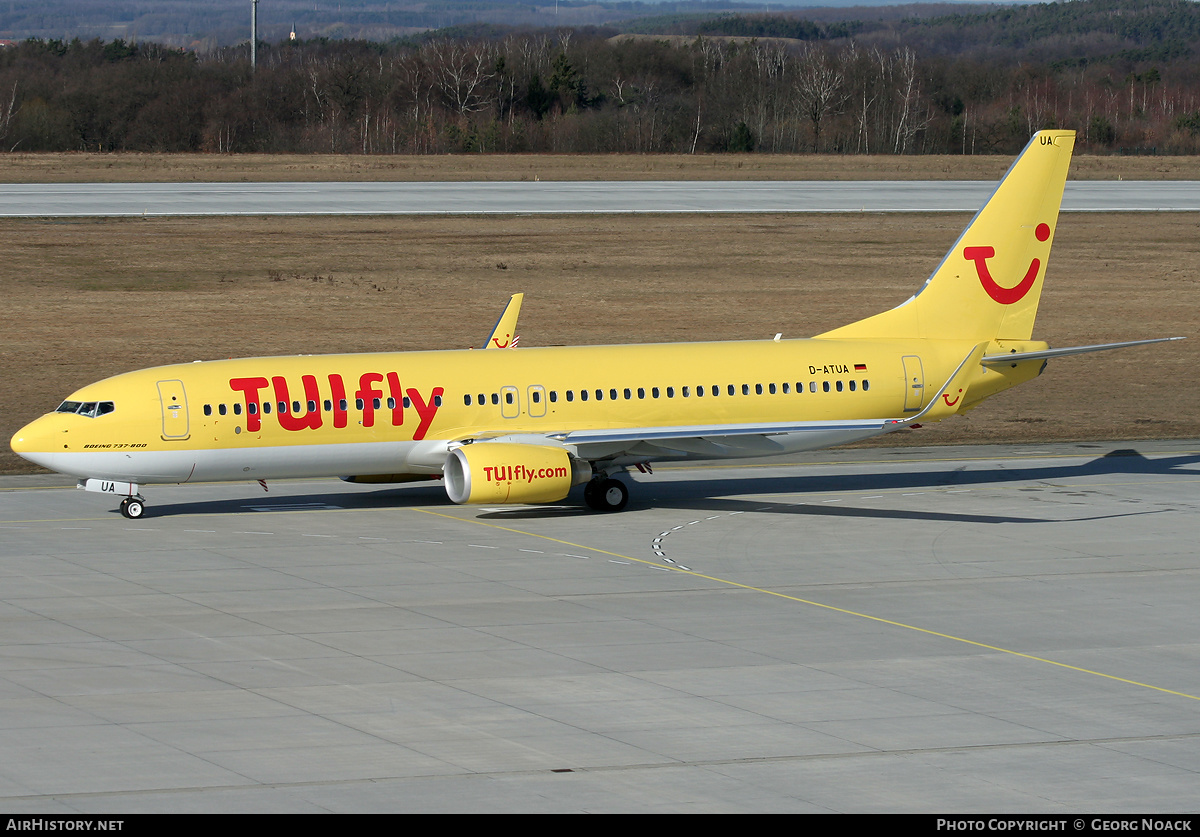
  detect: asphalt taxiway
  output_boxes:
[2,440,1199,812]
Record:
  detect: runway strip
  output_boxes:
[2,180,1199,216]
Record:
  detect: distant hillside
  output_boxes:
[0,0,799,47]
[636,0,1200,63]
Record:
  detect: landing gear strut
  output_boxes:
[584,478,629,512]
[119,496,146,519]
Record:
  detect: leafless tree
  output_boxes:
[428,40,496,116]
[794,46,846,152]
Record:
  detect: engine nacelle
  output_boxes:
[444,443,591,505]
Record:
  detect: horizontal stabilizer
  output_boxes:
[982,337,1184,366]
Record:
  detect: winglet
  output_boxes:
[483,293,523,349]
[889,342,989,427]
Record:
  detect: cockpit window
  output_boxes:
[55,400,114,418]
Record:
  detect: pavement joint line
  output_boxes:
[4,726,1200,805]
[415,506,1200,705]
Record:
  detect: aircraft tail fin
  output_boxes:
[818,130,1075,343]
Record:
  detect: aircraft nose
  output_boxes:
[10,415,57,460]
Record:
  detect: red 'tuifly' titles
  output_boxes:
[229,372,443,439]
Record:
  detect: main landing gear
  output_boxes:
[119,496,146,519]
[584,478,629,512]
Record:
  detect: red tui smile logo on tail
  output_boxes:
[963,223,1051,305]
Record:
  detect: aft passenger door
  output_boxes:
[901,356,924,412]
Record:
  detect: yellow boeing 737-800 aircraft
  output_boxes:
[10,131,1181,518]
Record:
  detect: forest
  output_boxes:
[2,0,1200,155]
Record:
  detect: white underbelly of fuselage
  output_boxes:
[26,439,451,485]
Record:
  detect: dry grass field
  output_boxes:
[2,209,1196,474]
[3,152,1200,182]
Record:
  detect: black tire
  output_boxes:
[120,497,145,519]
[584,478,628,512]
